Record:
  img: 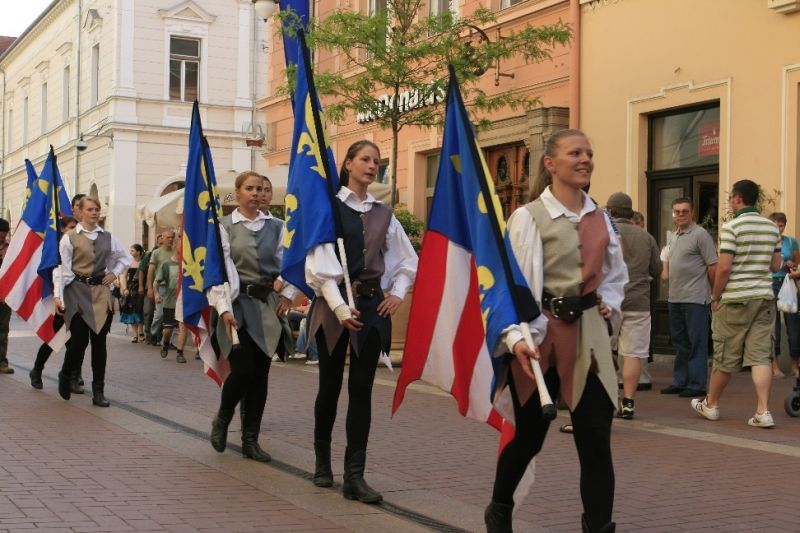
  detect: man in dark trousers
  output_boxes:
[0,218,12,374]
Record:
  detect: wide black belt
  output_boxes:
[542,291,598,324]
[243,283,273,302]
[74,274,104,286]
[351,278,382,299]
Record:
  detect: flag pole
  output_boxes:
[447,66,555,420]
[297,29,355,311]
[194,103,239,348]
[49,147,64,302]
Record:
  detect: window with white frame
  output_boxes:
[90,44,100,106]
[62,66,70,122]
[22,97,28,143]
[169,37,200,102]
[370,0,387,15]
[431,0,456,16]
[41,83,47,134]
[499,0,525,8]
[425,152,440,220]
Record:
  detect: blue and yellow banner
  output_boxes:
[280,32,339,297]
[181,102,226,324]
[428,68,539,357]
[22,149,62,296]
[24,157,72,219]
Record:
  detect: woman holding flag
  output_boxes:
[487,129,626,533]
[53,196,132,407]
[305,140,417,504]
[207,171,297,463]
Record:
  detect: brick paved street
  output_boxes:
[2,314,799,532]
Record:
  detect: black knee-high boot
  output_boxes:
[582,514,616,533]
[240,400,271,462]
[484,500,514,533]
[91,381,110,407]
[210,407,235,452]
[342,447,382,504]
[313,440,333,487]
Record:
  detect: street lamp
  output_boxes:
[252,0,278,21]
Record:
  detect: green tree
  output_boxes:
[280,0,571,205]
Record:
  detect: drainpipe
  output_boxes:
[73,0,82,195]
[251,6,257,171]
[569,0,580,128]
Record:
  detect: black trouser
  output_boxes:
[492,369,615,531]
[219,329,271,424]
[33,314,66,371]
[314,328,381,451]
[61,313,113,382]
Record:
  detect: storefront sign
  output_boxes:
[698,121,720,157]
[356,84,446,124]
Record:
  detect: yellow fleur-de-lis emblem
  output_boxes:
[284,193,298,248]
[182,236,206,291]
[477,265,495,327]
[297,95,328,180]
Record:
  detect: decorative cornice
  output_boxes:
[158,1,217,24]
[56,41,72,57]
[0,0,74,65]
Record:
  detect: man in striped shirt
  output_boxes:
[691,180,782,428]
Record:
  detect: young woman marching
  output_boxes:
[306,140,417,503]
[485,129,626,533]
[208,171,297,462]
[54,197,132,406]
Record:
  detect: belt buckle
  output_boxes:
[352,280,362,297]
[245,285,255,298]
[549,296,565,320]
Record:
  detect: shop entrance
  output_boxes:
[646,103,720,355]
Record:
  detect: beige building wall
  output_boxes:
[580,0,800,234]
[1,0,271,246]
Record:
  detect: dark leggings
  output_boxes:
[314,328,381,451]
[492,369,615,531]
[219,329,271,421]
[61,313,113,382]
[34,314,65,371]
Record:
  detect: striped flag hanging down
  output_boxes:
[0,148,68,350]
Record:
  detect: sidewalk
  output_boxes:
[2,314,799,532]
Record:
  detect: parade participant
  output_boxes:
[139,235,161,345]
[120,244,145,342]
[154,236,183,362]
[0,217,11,375]
[486,129,626,533]
[208,171,297,462]
[28,216,78,388]
[306,140,417,503]
[53,197,132,407]
[147,230,175,344]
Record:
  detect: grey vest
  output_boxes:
[63,230,113,333]
[221,214,282,284]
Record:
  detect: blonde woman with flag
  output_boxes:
[206,171,297,462]
[487,129,626,533]
[304,140,417,504]
[53,196,132,407]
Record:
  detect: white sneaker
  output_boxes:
[747,411,775,428]
[305,359,318,366]
[271,354,280,362]
[691,397,720,421]
[293,352,307,360]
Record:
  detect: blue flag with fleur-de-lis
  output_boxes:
[280,31,340,298]
[179,101,229,383]
[24,157,73,219]
[23,159,37,211]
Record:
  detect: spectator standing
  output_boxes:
[661,198,718,398]
[606,193,662,419]
[120,244,145,342]
[0,218,12,374]
[692,180,782,427]
[147,230,174,344]
[767,212,800,378]
[139,236,160,345]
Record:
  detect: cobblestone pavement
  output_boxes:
[2,314,799,532]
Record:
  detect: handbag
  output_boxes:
[777,275,798,313]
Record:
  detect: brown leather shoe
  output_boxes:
[0,361,14,374]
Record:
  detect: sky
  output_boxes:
[0,0,55,38]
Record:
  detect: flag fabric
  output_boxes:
[177,101,229,385]
[24,159,72,218]
[279,0,309,69]
[392,68,538,425]
[23,159,37,211]
[280,32,340,298]
[0,149,67,350]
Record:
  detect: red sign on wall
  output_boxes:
[698,121,720,158]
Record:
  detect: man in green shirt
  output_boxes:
[147,230,174,342]
[692,180,782,428]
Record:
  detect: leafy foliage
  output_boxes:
[393,204,425,252]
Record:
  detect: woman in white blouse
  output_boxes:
[54,196,132,407]
[485,129,626,533]
[305,140,417,504]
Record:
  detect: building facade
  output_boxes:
[579,0,800,351]
[0,0,271,247]
[259,0,579,223]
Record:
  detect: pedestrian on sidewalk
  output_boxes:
[29,216,78,389]
[692,180,782,428]
[605,192,662,420]
[0,217,12,375]
[153,238,185,363]
[139,236,160,345]
[306,141,417,504]
[767,212,800,378]
[208,171,298,463]
[120,243,145,343]
[53,196,132,407]
[487,129,625,533]
[660,197,718,398]
[147,230,174,345]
